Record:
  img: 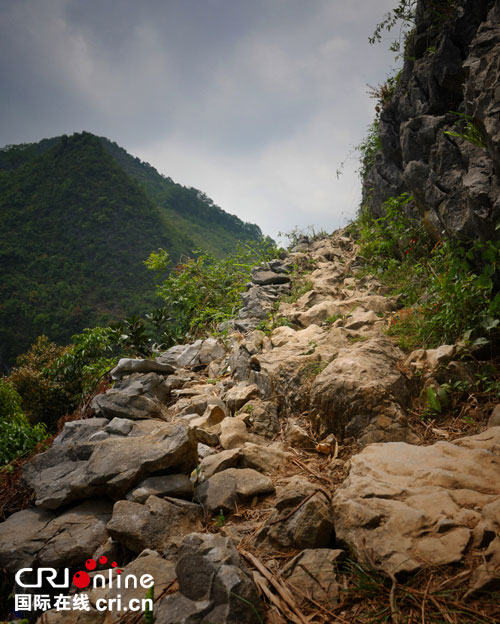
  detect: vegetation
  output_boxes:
[0,378,47,466]
[350,193,500,351]
[146,239,278,342]
[0,132,265,367]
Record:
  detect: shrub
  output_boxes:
[0,378,47,466]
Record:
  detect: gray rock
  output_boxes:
[52,418,109,446]
[107,495,203,554]
[160,338,226,369]
[199,448,241,479]
[251,269,291,286]
[254,484,334,551]
[237,400,280,438]
[196,468,275,514]
[219,417,249,449]
[104,417,134,436]
[110,357,175,380]
[155,533,264,624]
[0,500,112,573]
[281,549,344,606]
[23,421,198,509]
[91,373,169,420]
[224,384,260,411]
[127,474,194,503]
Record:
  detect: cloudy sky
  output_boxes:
[0,0,398,241]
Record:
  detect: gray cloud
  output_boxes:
[0,0,398,239]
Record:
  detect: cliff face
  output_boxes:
[364,0,500,241]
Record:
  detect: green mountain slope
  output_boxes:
[0,132,264,368]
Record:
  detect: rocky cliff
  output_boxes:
[364,0,500,241]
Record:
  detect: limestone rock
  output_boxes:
[224,383,260,411]
[0,500,112,573]
[251,268,291,285]
[104,417,133,436]
[281,549,344,606]
[91,372,169,420]
[24,421,198,509]
[220,417,249,449]
[310,336,414,443]
[126,474,194,503]
[405,344,457,371]
[254,478,334,551]
[196,468,275,514]
[237,400,280,437]
[159,338,226,369]
[107,495,203,554]
[332,428,500,576]
[155,533,264,624]
[199,448,241,480]
[110,357,175,380]
[52,418,109,446]
[488,404,500,428]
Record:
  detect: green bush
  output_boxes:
[147,239,279,341]
[355,194,500,349]
[0,378,47,466]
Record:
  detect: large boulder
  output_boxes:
[332,427,500,576]
[310,336,415,444]
[0,499,112,573]
[23,421,198,509]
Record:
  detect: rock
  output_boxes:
[286,420,313,449]
[237,400,280,437]
[91,372,169,420]
[107,495,203,554]
[224,383,260,411]
[52,418,109,446]
[310,336,414,444]
[281,549,344,606]
[220,417,249,449]
[98,550,177,622]
[196,468,275,514]
[164,338,226,369]
[332,428,500,576]
[126,474,194,503]
[488,404,500,428]
[251,268,291,285]
[110,357,175,380]
[202,398,231,423]
[199,448,241,479]
[255,484,334,551]
[405,344,457,371]
[197,442,217,459]
[0,500,112,573]
[239,442,289,474]
[24,421,198,509]
[104,416,133,436]
[155,533,264,624]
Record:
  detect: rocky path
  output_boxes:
[1,231,499,623]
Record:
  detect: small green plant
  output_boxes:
[444,112,487,150]
[215,509,226,527]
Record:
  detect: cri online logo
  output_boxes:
[73,556,121,589]
[16,556,122,590]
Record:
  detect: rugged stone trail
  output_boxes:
[1,231,499,622]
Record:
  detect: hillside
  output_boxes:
[0,132,265,369]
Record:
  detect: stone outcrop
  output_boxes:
[332,427,500,576]
[364,0,500,241]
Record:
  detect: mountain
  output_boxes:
[0,132,265,368]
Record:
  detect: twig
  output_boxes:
[421,573,432,624]
[268,490,318,526]
[389,572,400,624]
[241,549,309,624]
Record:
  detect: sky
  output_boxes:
[0,0,398,241]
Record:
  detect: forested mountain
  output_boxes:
[0,132,264,369]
